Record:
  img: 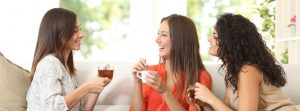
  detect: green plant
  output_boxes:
[60,0,129,58]
[256,0,288,63]
[257,0,275,50]
[280,49,288,64]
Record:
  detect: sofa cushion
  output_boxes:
[0,52,30,111]
[94,105,130,111]
[281,64,300,105]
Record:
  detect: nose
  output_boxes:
[79,30,84,38]
[208,36,212,43]
[155,35,160,44]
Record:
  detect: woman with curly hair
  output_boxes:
[192,13,298,111]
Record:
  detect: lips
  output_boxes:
[158,46,165,51]
[75,40,81,47]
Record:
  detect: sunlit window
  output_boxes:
[0,0,299,70]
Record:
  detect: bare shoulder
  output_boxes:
[239,64,262,82]
[240,65,261,75]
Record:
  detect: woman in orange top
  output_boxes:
[130,14,212,111]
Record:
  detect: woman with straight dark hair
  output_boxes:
[130,14,212,111]
[26,8,111,111]
[192,13,298,111]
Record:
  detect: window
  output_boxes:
[1,0,298,71]
[276,0,300,64]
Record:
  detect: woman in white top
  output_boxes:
[26,8,110,111]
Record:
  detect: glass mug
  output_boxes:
[188,85,196,102]
[98,65,114,79]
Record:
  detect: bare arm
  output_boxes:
[202,104,214,111]
[64,83,89,109]
[131,81,144,110]
[194,83,233,111]
[84,93,100,111]
[64,77,110,109]
[131,59,147,111]
[204,93,232,111]
[237,65,261,111]
[224,87,230,106]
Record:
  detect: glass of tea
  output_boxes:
[98,65,114,80]
[188,85,196,102]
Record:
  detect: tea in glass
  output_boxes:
[188,85,196,102]
[98,65,114,79]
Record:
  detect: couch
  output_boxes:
[0,51,299,111]
[75,61,300,111]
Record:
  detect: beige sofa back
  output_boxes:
[75,61,300,109]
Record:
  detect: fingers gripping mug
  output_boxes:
[136,71,149,83]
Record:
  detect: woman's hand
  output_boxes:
[145,71,168,94]
[131,58,147,82]
[194,83,214,104]
[85,77,111,94]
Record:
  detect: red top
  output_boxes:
[129,63,212,111]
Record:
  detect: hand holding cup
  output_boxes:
[131,58,147,82]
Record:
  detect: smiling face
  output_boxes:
[156,20,171,59]
[208,28,219,56]
[65,20,84,51]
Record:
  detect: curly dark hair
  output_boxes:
[215,13,286,92]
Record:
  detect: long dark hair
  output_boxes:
[161,14,206,99]
[215,13,286,92]
[30,8,77,80]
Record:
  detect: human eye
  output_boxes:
[212,32,218,39]
[74,27,78,32]
[214,37,218,40]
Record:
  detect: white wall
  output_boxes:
[83,0,187,65]
[0,0,188,70]
[0,0,59,69]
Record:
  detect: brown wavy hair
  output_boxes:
[30,8,77,81]
[161,14,206,99]
[215,13,286,92]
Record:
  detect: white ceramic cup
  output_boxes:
[136,71,149,83]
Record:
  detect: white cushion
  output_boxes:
[281,64,300,104]
[75,61,300,107]
[94,105,129,111]
[75,61,134,105]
